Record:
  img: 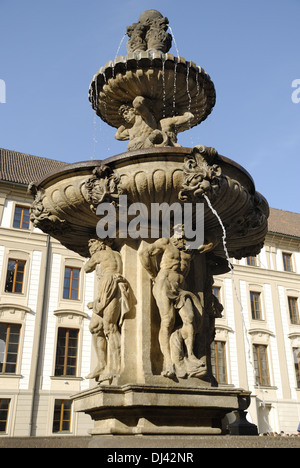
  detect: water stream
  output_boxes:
[203,194,258,388]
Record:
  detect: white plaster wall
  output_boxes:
[0,199,13,228]
[41,253,61,390]
[0,245,4,283]
[80,270,94,391]
[224,278,239,386]
[19,250,42,390]
[263,283,282,398]
[278,285,297,399]
[239,280,256,389]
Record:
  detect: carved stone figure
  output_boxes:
[139,236,216,379]
[115,95,194,151]
[85,239,129,383]
[126,10,172,53]
[179,145,224,203]
[28,182,66,235]
[84,165,121,212]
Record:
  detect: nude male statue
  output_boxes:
[139,236,215,378]
[115,95,193,151]
[85,239,129,382]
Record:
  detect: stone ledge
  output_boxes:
[0,435,300,448]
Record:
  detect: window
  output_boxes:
[0,323,21,374]
[13,205,30,230]
[52,399,72,433]
[211,341,227,384]
[253,344,270,386]
[0,399,10,433]
[247,256,257,266]
[288,297,300,325]
[63,267,80,300]
[250,291,262,320]
[293,347,300,389]
[54,328,79,377]
[5,259,26,293]
[212,286,221,301]
[282,252,293,272]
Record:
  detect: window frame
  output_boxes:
[0,322,21,374]
[12,204,31,230]
[282,252,293,272]
[63,266,81,301]
[0,399,11,433]
[52,399,73,433]
[250,291,263,321]
[54,327,79,377]
[253,343,271,387]
[211,340,228,384]
[293,347,300,389]
[288,296,300,325]
[246,256,257,266]
[4,258,26,294]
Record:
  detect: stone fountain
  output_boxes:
[29,10,268,436]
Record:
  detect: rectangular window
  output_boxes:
[0,323,21,374]
[13,205,30,230]
[54,328,79,377]
[247,256,257,266]
[0,399,10,433]
[5,259,26,294]
[210,341,227,384]
[282,252,293,272]
[63,267,80,300]
[253,344,270,386]
[293,347,300,389]
[212,286,221,301]
[288,297,300,325]
[250,291,262,320]
[52,399,72,433]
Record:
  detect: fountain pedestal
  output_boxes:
[73,384,252,435]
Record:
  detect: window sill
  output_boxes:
[0,373,22,378]
[50,376,83,381]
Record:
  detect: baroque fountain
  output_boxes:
[29,10,269,436]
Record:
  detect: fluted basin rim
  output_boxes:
[33,147,256,194]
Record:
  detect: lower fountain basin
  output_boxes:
[29,146,269,260]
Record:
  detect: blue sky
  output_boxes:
[0,0,299,213]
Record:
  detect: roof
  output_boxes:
[0,148,68,185]
[268,208,300,238]
[1,147,299,239]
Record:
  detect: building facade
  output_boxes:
[0,148,299,437]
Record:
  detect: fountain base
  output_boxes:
[72,383,252,435]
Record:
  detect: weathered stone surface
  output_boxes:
[72,383,253,435]
[0,435,299,448]
[29,9,270,438]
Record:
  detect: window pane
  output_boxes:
[63,267,80,300]
[5,260,25,294]
[288,297,300,325]
[52,400,72,433]
[283,253,292,272]
[0,323,21,374]
[54,328,78,377]
[0,399,10,433]
[253,344,270,386]
[250,292,262,320]
[210,341,227,384]
[293,348,300,389]
[13,206,30,230]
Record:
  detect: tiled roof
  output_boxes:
[0,148,68,185]
[268,208,300,239]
